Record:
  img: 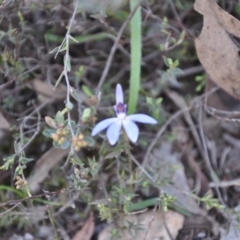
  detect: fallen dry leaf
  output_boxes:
[98,210,184,240]
[27,147,69,193]
[221,219,240,240]
[152,142,201,214]
[195,0,240,100]
[205,76,240,111]
[28,79,66,104]
[0,111,10,129]
[27,79,88,104]
[72,212,95,240]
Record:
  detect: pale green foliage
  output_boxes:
[97,203,117,222]
[158,56,183,88]
[195,75,206,92]
[196,194,225,210]
[159,193,176,212]
[146,96,164,122]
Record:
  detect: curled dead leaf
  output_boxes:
[27,147,69,193]
[98,210,184,240]
[45,116,57,129]
[0,111,10,129]
[194,0,240,100]
[72,212,95,240]
[28,79,66,104]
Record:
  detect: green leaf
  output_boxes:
[71,155,84,167]
[68,34,79,43]
[55,71,64,88]
[84,136,95,147]
[3,155,15,162]
[75,65,85,82]
[157,70,165,76]
[127,198,157,212]
[49,46,59,54]
[82,85,93,97]
[46,32,110,44]
[195,75,204,81]
[43,128,56,138]
[88,157,100,177]
[81,108,92,122]
[146,96,153,104]
[107,9,128,21]
[0,156,15,170]
[20,157,34,163]
[156,97,163,104]
[161,72,168,82]
[53,141,61,149]
[64,120,76,131]
[195,84,202,92]
[55,111,64,125]
[14,166,23,177]
[210,171,220,183]
[45,33,64,43]
[60,139,70,149]
[163,56,169,67]
[104,150,123,159]
[70,87,82,103]
[168,58,174,67]
[159,44,165,51]
[172,68,184,75]
[128,0,142,114]
[173,59,179,68]
[49,45,67,54]
[66,100,73,110]
[0,185,26,198]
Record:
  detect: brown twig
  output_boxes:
[165,90,204,161]
[18,101,41,153]
[167,0,195,38]
[143,201,159,240]
[0,188,67,208]
[0,202,22,217]
[142,107,190,167]
[197,101,226,206]
[209,179,240,188]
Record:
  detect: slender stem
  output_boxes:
[123,131,133,188]
[47,205,59,240]
[142,107,190,167]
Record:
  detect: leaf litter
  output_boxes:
[195,0,240,100]
[3,0,240,239]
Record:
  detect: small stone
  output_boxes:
[24,233,34,240]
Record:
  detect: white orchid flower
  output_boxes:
[91,84,157,145]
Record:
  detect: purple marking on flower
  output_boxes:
[91,84,157,145]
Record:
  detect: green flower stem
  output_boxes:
[123,131,133,189]
[60,108,69,115]
[128,0,142,114]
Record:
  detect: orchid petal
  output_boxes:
[127,114,157,124]
[106,120,122,145]
[122,119,139,143]
[92,118,118,136]
[116,84,124,104]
